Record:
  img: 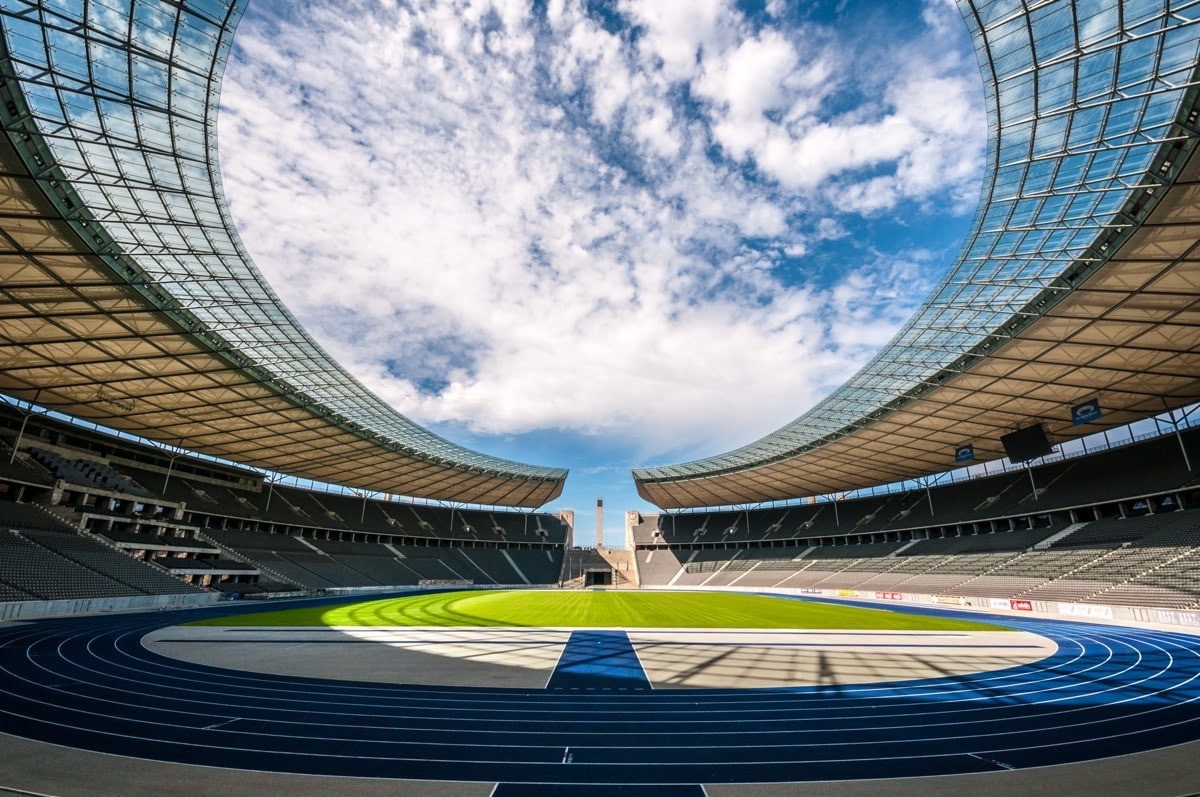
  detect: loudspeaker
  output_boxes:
[1001,423,1052,464]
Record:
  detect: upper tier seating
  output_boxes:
[636,427,1200,550]
[0,499,75,532]
[0,441,53,486]
[29,448,151,496]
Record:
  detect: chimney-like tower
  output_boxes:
[596,498,604,550]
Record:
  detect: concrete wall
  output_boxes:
[657,584,1200,633]
[0,591,221,622]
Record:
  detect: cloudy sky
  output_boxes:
[218,0,986,544]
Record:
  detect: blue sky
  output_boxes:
[217,0,985,545]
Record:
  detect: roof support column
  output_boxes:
[8,389,39,463]
[1164,397,1194,473]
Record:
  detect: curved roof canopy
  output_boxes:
[0,0,565,506]
[636,0,1200,508]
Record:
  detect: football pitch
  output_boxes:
[195,589,1008,631]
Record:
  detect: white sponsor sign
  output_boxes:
[1156,610,1200,628]
[989,598,1011,610]
[1058,603,1113,619]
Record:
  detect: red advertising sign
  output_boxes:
[874,591,903,601]
[1010,599,1033,611]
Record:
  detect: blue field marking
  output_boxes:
[546,631,651,691]
[2,596,1200,787]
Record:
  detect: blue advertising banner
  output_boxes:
[954,443,975,463]
[1071,398,1102,425]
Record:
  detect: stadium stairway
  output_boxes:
[560,548,635,588]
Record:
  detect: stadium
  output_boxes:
[1,0,1200,795]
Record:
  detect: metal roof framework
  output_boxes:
[636,0,1200,508]
[0,0,565,507]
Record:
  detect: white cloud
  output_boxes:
[620,0,735,81]
[218,0,983,461]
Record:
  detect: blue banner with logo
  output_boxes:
[1071,398,1102,425]
[954,443,975,463]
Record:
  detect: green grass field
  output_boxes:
[194,590,1008,631]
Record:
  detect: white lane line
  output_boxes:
[0,785,61,797]
[562,746,572,763]
[542,632,572,690]
[11,617,1200,757]
[14,618,1200,763]
[626,634,654,691]
[11,644,1200,754]
[203,718,239,731]
[968,752,1015,770]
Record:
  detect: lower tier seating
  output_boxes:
[197,527,564,590]
[636,510,1200,609]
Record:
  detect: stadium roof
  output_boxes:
[636,1,1200,508]
[0,0,565,507]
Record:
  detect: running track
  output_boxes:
[2,594,1200,792]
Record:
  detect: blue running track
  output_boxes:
[2,594,1200,790]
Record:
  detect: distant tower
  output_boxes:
[596,498,604,550]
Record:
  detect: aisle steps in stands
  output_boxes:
[665,551,698,587]
[195,530,300,590]
[1034,522,1088,549]
[698,553,742,586]
[1087,546,1197,603]
[455,549,499,584]
[500,550,531,584]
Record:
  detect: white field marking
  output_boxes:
[107,623,1094,711]
[28,624,1104,720]
[628,630,1056,689]
[309,628,1055,690]
[203,718,239,730]
[543,630,573,689]
[627,634,654,691]
[157,626,571,687]
[0,784,60,797]
[138,624,1199,733]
